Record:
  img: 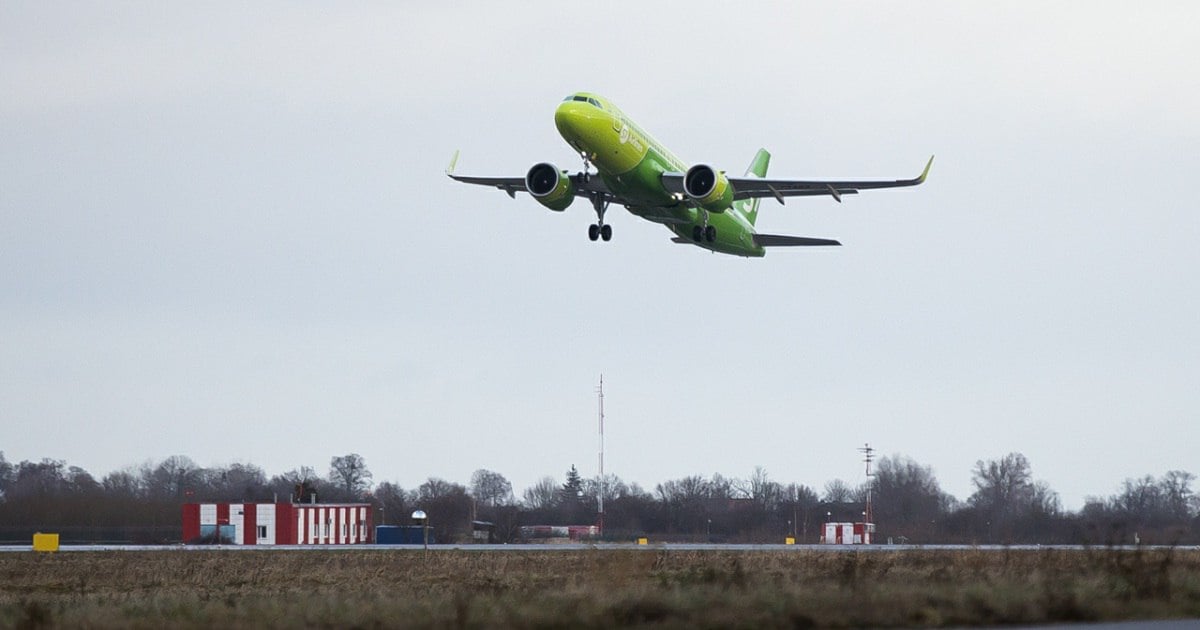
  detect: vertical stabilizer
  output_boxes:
[739,149,770,226]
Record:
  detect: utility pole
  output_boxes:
[596,374,605,535]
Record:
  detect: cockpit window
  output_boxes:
[564,95,603,109]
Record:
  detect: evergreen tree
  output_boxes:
[560,465,584,504]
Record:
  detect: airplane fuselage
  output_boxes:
[554,95,766,257]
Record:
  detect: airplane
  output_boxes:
[447,92,932,257]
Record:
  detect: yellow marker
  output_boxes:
[637,537,648,545]
[33,533,59,552]
[785,537,795,545]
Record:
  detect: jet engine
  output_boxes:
[525,163,576,211]
[683,164,734,213]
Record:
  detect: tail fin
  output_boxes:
[739,149,770,226]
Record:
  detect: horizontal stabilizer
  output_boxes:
[753,234,842,247]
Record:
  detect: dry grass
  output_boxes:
[2,547,1199,628]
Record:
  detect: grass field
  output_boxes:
[2,547,1199,628]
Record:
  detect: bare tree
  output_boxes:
[522,476,559,510]
[270,466,322,503]
[415,477,473,541]
[373,481,410,526]
[731,467,782,511]
[1113,475,1163,520]
[708,473,737,500]
[657,475,712,534]
[207,462,267,501]
[822,479,854,503]
[102,469,144,499]
[9,459,66,499]
[969,452,1034,520]
[1160,470,1195,521]
[470,469,513,508]
[872,455,953,539]
[583,473,628,505]
[64,466,99,495]
[657,475,710,504]
[0,451,13,501]
[329,454,373,499]
[143,456,203,500]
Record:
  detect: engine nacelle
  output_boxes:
[683,164,733,213]
[525,163,575,211]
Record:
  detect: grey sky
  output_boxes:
[2,2,1197,509]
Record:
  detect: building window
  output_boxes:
[258,526,267,539]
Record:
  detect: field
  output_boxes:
[3,548,1200,628]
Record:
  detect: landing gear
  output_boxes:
[580,152,592,181]
[692,223,717,243]
[588,193,612,243]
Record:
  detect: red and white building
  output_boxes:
[821,521,874,545]
[182,502,374,545]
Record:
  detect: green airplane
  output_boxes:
[448,92,932,257]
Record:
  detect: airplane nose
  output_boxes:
[554,101,584,140]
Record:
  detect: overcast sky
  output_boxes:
[3,2,1197,509]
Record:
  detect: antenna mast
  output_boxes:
[596,374,605,534]
[859,443,875,524]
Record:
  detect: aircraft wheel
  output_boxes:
[705,225,717,242]
[588,224,600,241]
[600,224,612,241]
[692,225,704,242]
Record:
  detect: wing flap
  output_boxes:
[753,234,842,247]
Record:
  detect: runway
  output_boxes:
[2,543,1196,552]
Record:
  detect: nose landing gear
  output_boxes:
[588,193,613,242]
[588,223,613,242]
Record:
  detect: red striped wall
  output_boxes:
[181,504,200,542]
[182,503,372,545]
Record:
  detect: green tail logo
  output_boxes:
[738,149,770,226]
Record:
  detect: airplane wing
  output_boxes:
[730,156,932,203]
[447,173,528,198]
[446,150,616,201]
[662,156,933,204]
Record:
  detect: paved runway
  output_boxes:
[2,543,1196,552]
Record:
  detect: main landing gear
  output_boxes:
[691,210,717,243]
[588,223,612,242]
[588,193,612,242]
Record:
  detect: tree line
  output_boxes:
[0,450,1196,544]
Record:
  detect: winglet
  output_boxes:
[916,155,934,184]
[446,150,460,176]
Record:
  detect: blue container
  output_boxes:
[375,525,435,544]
